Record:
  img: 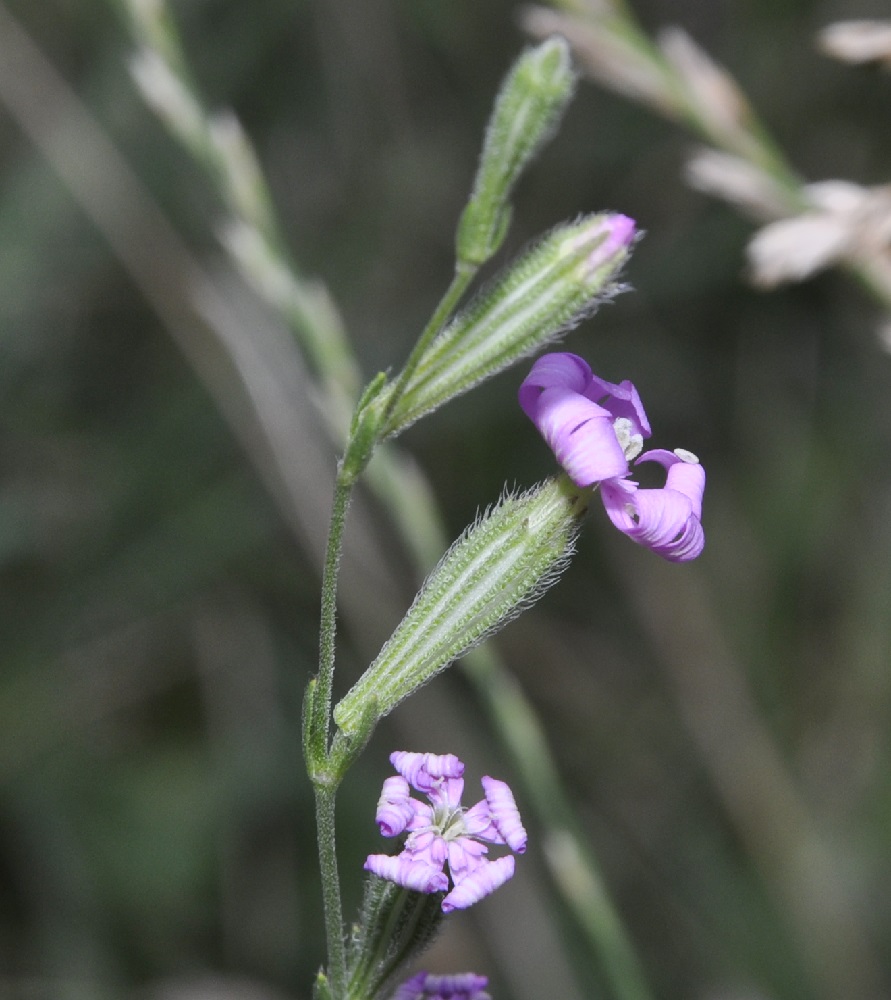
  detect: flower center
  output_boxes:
[433,803,467,841]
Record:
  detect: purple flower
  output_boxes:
[365,752,527,913]
[391,972,491,1000]
[519,352,705,562]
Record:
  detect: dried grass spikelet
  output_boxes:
[658,28,762,160]
[685,149,797,222]
[521,6,682,116]
[747,181,891,288]
[818,20,891,68]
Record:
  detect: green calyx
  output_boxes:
[334,477,587,735]
[381,214,634,439]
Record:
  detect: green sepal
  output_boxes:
[341,372,389,484]
[327,696,379,782]
[346,877,446,1000]
[334,477,587,733]
[383,214,634,439]
[313,970,334,1000]
[302,677,327,781]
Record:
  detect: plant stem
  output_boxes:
[315,783,348,999]
[310,472,354,1000]
[381,262,478,428]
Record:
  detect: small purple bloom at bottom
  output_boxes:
[391,972,491,1000]
[364,751,527,912]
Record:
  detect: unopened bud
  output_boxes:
[456,37,577,266]
[334,478,586,734]
[382,213,636,437]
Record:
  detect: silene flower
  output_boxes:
[391,971,491,1000]
[365,752,527,913]
[519,352,705,562]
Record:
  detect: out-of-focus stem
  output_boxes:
[313,476,353,754]
[463,646,654,1000]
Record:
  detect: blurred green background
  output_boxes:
[2,1,891,999]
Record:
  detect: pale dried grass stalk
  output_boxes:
[685,149,797,223]
[818,20,891,68]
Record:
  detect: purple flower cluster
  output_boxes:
[391,972,490,1000]
[365,752,526,913]
[519,352,705,562]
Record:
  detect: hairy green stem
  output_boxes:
[380,263,478,428]
[315,783,347,999]
[309,475,353,999]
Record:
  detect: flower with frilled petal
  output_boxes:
[365,752,527,913]
[519,352,705,562]
[391,972,491,1000]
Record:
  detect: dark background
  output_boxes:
[2,1,891,998]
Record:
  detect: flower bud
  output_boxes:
[346,875,445,1000]
[381,213,636,439]
[456,37,577,266]
[333,478,586,734]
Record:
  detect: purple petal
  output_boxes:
[390,972,428,1000]
[533,388,629,486]
[518,352,591,421]
[588,213,636,266]
[364,853,448,894]
[601,450,705,563]
[586,373,651,439]
[462,799,504,845]
[481,777,527,854]
[390,751,464,792]
[447,836,489,878]
[375,775,415,837]
[427,775,465,811]
[519,353,635,486]
[638,448,705,518]
[406,829,447,867]
[421,974,491,1000]
[441,856,516,912]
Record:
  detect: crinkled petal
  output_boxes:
[427,775,465,810]
[441,856,516,912]
[586,373,651,439]
[390,971,428,1000]
[531,387,628,486]
[462,799,504,845]
[406,829,445,867]
[481,776,527,854]
[364,853,448,894]
[406,801,434,831]
[375,775,415,837]
[638,448,705,518]
[518,352,591,421]
[392,972,491,1000]
[601,450,705,563]
[423,974,491,1000]
[447,836,489,878]
[390,751,464,792]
